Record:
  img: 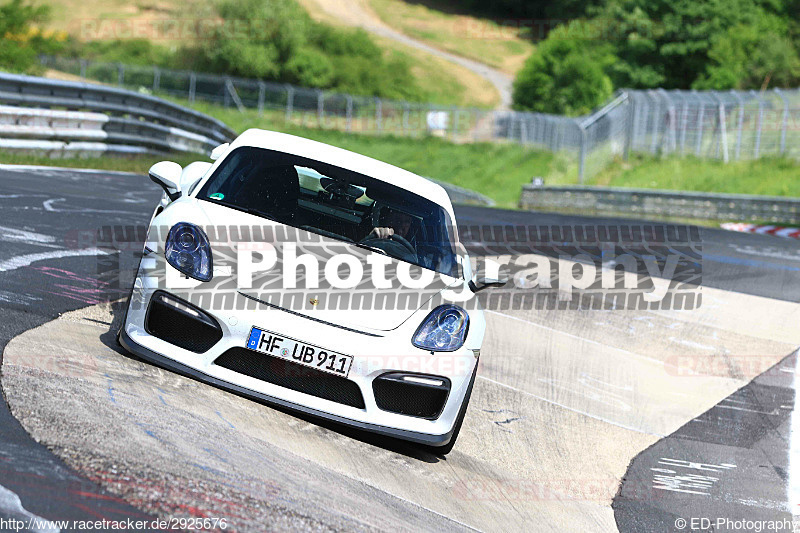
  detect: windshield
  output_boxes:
[197,146,460,278]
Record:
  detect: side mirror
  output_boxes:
[149,161,183,201]
[469,276,508,293]
[210,143,230,161]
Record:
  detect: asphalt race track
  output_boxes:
[1,165,799,531]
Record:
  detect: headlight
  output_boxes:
[412,305,469,352]
[165,222,212,281]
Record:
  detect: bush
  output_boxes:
[185,0,424,100]
[512,22,615,115]
[284,48,334,88]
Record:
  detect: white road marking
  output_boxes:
[0,484,59,532]
[786,350,800,515]
[43,197,142,216]
[0,163,139,176]
[0,226,59,248]
[0,249,111,273]
[42,198,65,212]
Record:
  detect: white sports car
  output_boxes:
[118,129,501,454]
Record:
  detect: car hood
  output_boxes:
[167,198,465,332]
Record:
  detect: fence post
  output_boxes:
[679,101,689,156]
[79,59,87,79]
[695,104,705,156]
[117,63,125,86]
[647,91,659,154]
[658,88,676,153]
[375,98,382,133]
[578,121,587,185]
[452,107,459,141]
[754,96,763,158]
[731,90,744,160]
[153,66,160,93]
[257,82,266,116]
[189,72,197,104]
[775,88,789,154]
[403,103,410,136]
[712,92,729,163]
[346,95,353,132]
[624,92,634,160]
[285,85,294,123]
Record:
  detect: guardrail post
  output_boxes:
[375,98,382,133]
[285,85,294,123]
[345,95,353,132]
[257,82,266,115]
[775,88,789,154]
[153,67,160,93]
[189,72,197,104]
[117,63,125,86]
[578,122,587,185]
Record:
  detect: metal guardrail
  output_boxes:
[520,184,800,224]
[0,72,235,157]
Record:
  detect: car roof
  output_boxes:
[229,129,455,218]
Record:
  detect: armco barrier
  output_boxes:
[520,185,800,225]
[0,72,235,156]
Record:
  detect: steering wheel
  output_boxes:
[388,234,416,256]
[360,234,417,259]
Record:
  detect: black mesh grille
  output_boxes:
[373,374,450,419]
[145,292,222,353]
[214,347,365,409]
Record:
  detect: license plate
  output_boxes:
[246,327,353,377]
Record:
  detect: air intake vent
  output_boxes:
[214,347,365,409]
[145,291,222,353]
[372,373,450,419]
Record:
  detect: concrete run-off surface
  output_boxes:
[4,277,799,530]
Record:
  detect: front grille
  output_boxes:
[145,291,222,353]
[373,373,450,419]
[214,347,365,409]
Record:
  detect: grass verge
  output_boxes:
[588,155,800,197]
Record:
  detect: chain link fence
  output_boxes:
[39,56,800,184]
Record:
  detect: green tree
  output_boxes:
[694,17,800,89]
[512,22,615,115]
